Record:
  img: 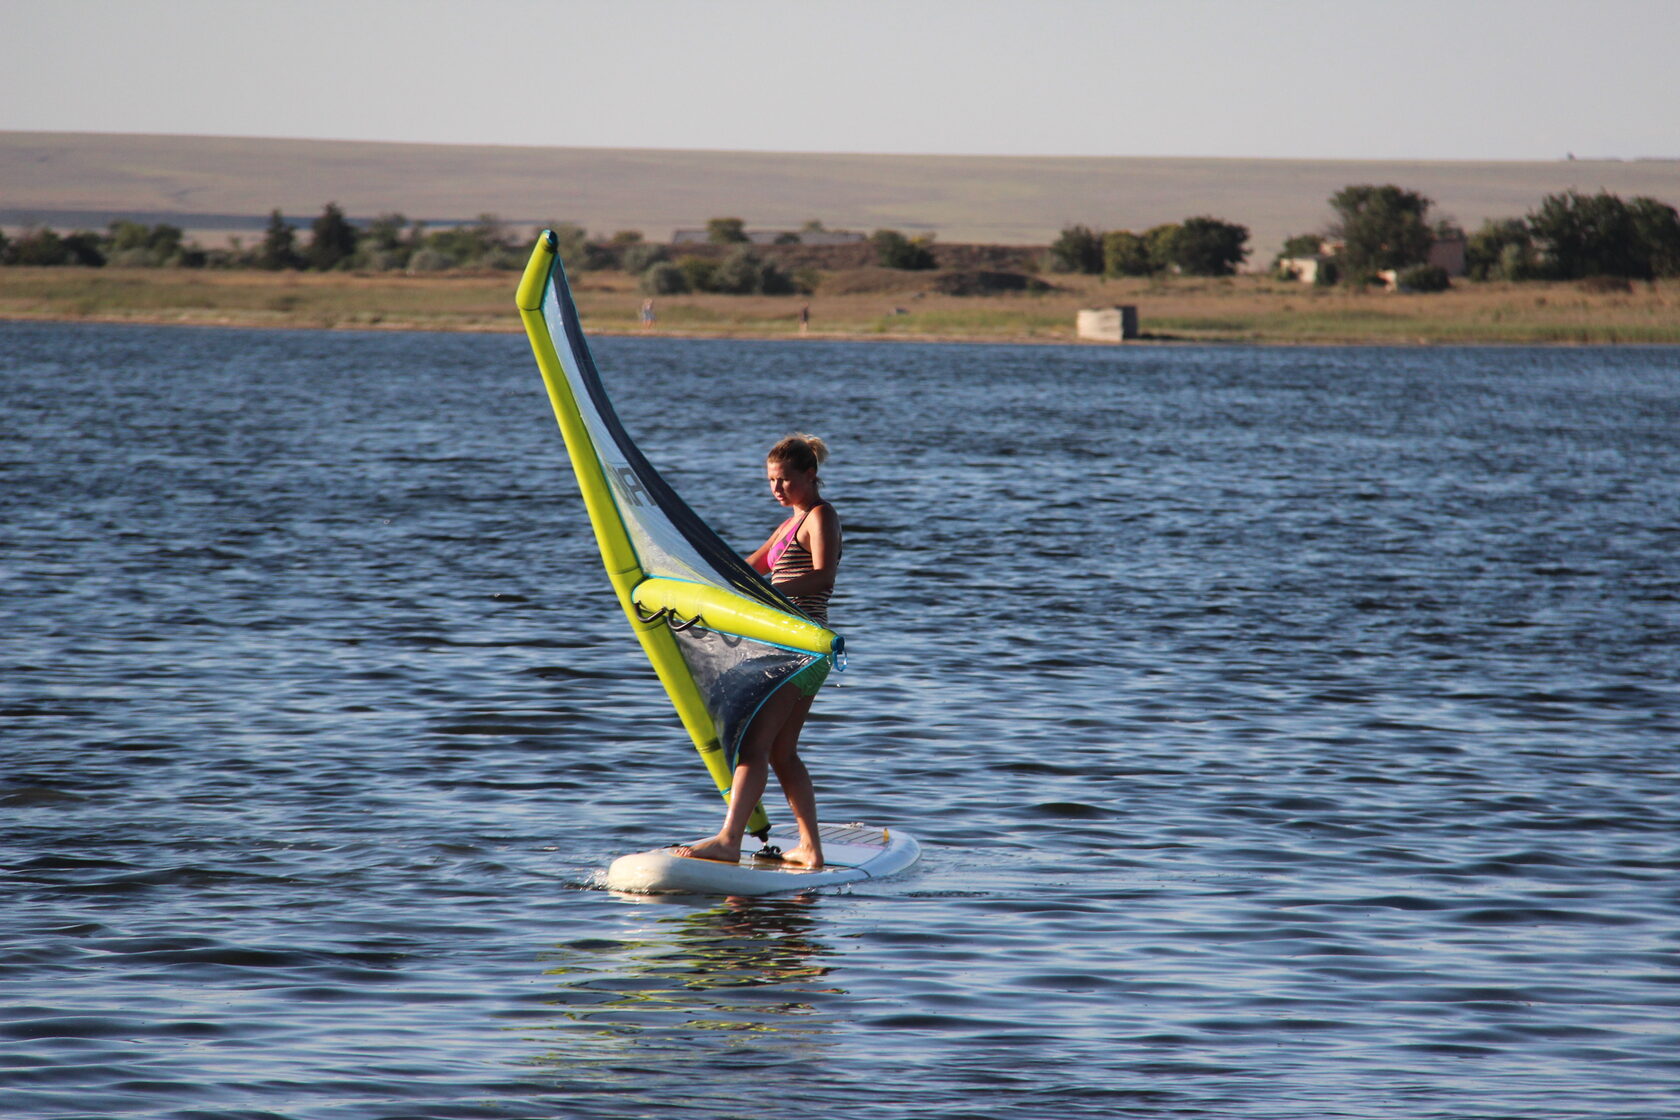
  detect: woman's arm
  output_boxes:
[746,516,792,574]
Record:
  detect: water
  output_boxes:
[3,321,1678,1120]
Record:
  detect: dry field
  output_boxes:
[5,131,1680,263]
[3,266,1677,345]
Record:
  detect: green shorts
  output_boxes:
[788,656,832,697]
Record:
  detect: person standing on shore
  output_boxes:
[676,434,841,869]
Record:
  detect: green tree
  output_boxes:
[1143,223,1182,273]
[61,230,107,267]
[706,217,749,244]
[622,242,669,274]
[1396,264,1451,292]
[1329,184,1433,280]
[640,260,689,295]
[871,229,936,270]
[1171,216,1248,276]
[1276,233,1324,259]
[1465,218,1537,281]
[1048,225,1104,274]
[1628,196,1680,278]
[307,202,359,270]
[11,227,70,266]
[1528,190,1642,278]
[356,212,411,270]
[257,210,303,270]
[679,255,720,292]
[550,221,590,272]
[423,214,519,270]
[365,212,408,251]
[712,247,794,294]
[1102,230,1152,277]
[107,220,183,265]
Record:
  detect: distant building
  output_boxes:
[671,228,866,246]
[1280,235,1468,284]
[1427,235,1467,276]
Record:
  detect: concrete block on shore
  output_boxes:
[1077,306,1139,342]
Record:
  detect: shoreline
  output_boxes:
[3,268,1677,346]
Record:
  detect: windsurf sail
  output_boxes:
[515,231,843,839]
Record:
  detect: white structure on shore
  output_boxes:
[1077,306,1140,342]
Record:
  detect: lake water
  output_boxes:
[3,321,1678,1120]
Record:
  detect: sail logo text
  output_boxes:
[608,464,649,507]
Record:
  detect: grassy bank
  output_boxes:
[3,267,1678,344]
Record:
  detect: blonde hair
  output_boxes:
[768,433,828,474]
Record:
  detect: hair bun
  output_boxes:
[770,433,828,469]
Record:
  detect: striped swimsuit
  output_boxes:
[769,502,838,625]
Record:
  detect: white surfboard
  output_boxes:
[606,822,920,896]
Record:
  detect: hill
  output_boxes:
[3,131,1679,263]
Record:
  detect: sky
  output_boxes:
[4,0,1677,162]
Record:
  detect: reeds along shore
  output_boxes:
[2,266,1678,345]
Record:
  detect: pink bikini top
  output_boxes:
[766,506,816,570]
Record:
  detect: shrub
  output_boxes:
[640,261,689,295]
[1578,273,1633,294]
[679,256,719,292]
[706,217,748,244]
[1048,225,1104,274]
[711,247,795,294]
[1525,190,1674,280]
[406,248,453,273]
[1143,224,1182,273]
[1172,216,1248,276]
[353,245,407,272]
[1102,230,1152,277]
[106,247,156,268]
[106,220,183,266]
[1466,218,1536,280]
[10,228,71,266]
[932,270,1053,295]
[871,229,936,270]
[1629,196,1680,278]
[1396,264,1451,292]
[60,231,107,267]
[622,243,669,274]
[256,210,304,270]
[1329,184,1433,277]
[306,202,359,271]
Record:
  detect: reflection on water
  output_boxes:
[535,895,841,1053]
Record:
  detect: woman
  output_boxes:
[676,434,841,869]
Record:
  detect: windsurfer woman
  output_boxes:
[676,434,841,869]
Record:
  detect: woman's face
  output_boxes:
[767,458,818,508]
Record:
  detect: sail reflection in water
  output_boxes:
[536,896,841,1045]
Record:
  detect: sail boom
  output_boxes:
[633,577,840,656]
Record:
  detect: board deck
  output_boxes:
[605,822,920,896]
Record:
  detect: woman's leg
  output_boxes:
[769,693,823,867]
[675,686,798,863]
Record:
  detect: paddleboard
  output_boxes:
[606,822,920,896]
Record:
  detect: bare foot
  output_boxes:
[672,836,741,863]
[780,844,824,869]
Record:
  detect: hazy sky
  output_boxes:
[5,0,1676,161]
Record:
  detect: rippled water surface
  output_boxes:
[4,321,1679,1120]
